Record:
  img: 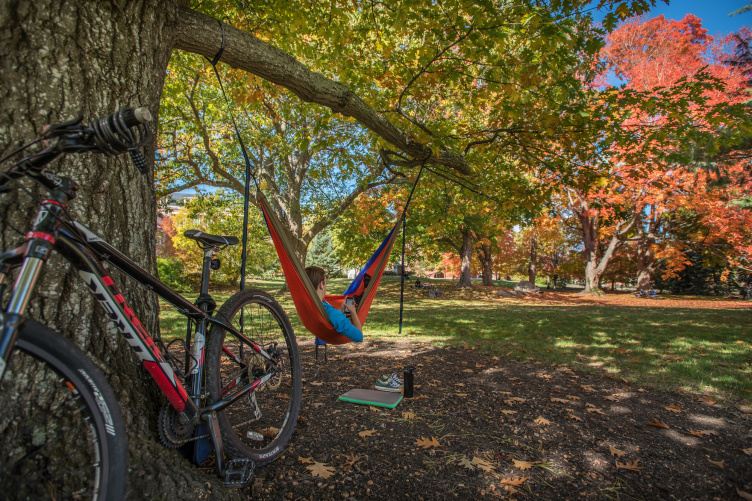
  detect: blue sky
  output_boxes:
[631,1,749,36]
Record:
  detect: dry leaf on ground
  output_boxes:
[647,418,670,429]
[415,436,440,449]
[501,409,517,415]
[309,381,324,386]
[534,416,551,426]
[664,404,683,413]
[500,476,528,486]
[698,395,717,406]
[707,458,724,468]
[298,456,315,464]
[566,395,580,400]
[567,413,583,421]
[685,429,705,438]
[512,459,537,470]
[358,429,377,437]
[369,406,381,412]
[609,446,626,458]
[472,456,496,473]
[460,456,475,470]
[742,447,752,456]
[616,460,644,472]
[587,407,606,415]
[340,453,360,469]
[504,397,527,405]
[307,462,335,479]
[738,488,752,501]
[551,397,569,404]
[402,411,416,420]
[581,385,597,393]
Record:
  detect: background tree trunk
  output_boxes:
[0,1,240,497]
[477,243,494,286]
[457,230,474,287]
[528,237,538,284]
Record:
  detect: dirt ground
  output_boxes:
[246,337,752,500]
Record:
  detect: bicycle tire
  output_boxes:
[206,289,301,466]
[0,319,128,500]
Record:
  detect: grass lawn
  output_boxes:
[159,276,752,403]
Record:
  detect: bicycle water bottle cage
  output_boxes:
[183,230,239,249]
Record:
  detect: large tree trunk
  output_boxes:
[477,243,494,286]
[527,236,537,284]
[0,1,240,498]
[579,212,604,296]
[457,230,474,287]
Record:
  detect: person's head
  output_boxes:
[305,266,327,300]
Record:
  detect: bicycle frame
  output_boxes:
[0,202,277,426]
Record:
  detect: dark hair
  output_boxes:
[305,266,326,290]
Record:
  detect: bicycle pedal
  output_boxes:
[223,457,255,488]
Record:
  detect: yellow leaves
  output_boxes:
[307,461,335,479]
[616,460,644,472]
[646,418,670,429]
[358,430,377,438]
[533,416,551,426]
[415,436,440,449]
[369,406,381,412]
[663,404,683,413]
[609,446,626,458]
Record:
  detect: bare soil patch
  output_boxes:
[247,337,752,500]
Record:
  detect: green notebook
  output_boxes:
[339,389,403,408]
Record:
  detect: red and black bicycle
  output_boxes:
[0,108,301,499]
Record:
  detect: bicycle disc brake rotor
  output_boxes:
[158,402,196,448]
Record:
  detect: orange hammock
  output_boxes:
[258,192,400,344]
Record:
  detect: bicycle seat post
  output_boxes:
[198,245,218,302]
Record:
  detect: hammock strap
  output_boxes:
[398,160,427,335]
[205,19,260,293]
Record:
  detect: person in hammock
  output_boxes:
[305,266,363,342]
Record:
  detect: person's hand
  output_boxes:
[345,303,357,315]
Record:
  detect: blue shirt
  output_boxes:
[323,302,363,342]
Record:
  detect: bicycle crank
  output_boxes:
[158,402,196,448]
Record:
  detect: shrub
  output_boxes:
[157,257,191,292]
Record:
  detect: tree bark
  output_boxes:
[0,1,240,498]
[527,237,537,284]
[457,229,474,287]
[476,243,494,286]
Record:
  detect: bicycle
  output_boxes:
[0,108,302,499]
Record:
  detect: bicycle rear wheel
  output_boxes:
[206,289,301,466]
[0,319,128,500]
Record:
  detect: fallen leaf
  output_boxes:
[536,373,552,380]
[501,409,517,415]
[699,429,718,436]
[500,476,528,486]
[462,369,474,373]
[472,456,496,473]
[340,453,360,469]
[707,458,724,468]
[587,407,606,415]
[504,397,527,405]
[566,395,580,401]
[581,385,597,393]
[258,427,279,438]
[742,447,752,456]
[460,456,475,470]
[415,436,440,449]
[402,411,416,420]
[551,397,569,404]
[698,395,717,406]
[298,456,315,464]
[512,459,536,470]
[738,488,752,501]
[646,418,669,429]
[313,402,325,408]
[307,462,335,479]
[369,406,381,412]
[358,429,377,437]
[534,416,551,426]
[664,404,683,413]
[456,393,468,397]
[567,413,583,422]
[609,446,626,458]
[309,381,324,386]
[616,460,644,472]
[685,429,705,438]
[603,395,620,402]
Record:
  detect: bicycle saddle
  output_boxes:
[183,230,239,247]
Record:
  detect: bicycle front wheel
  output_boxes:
[206,289,301,466]
[0,319,128,500]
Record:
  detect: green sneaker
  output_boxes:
[375,373,403,393]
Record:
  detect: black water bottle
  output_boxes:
[403,365,415,398]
